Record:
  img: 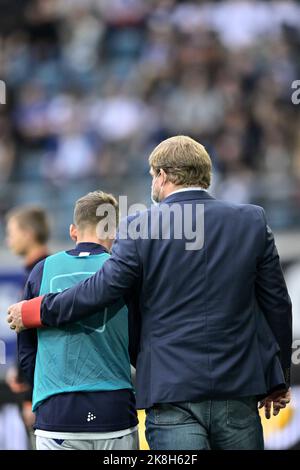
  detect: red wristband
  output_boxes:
[21,296,44,328]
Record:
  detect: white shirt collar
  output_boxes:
[168,187,207,197]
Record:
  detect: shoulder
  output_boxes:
[24,258,47,299]
[213,199,265,219]
[27,251,68,285]
[27,258,46,283]
[43,251,68,262]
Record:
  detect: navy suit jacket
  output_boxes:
[38,190,292,409]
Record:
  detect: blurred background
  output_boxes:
[0,0,300,450]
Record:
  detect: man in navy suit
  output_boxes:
[8,136,292,450]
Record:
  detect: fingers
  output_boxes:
[7,303,17,313]
[272,396,290,416]
[280,398,290,406]
[273,404,286,416]
[7,305,16,322]
[273,402,286,416]
[285,389,292,403]
[263,389,292,418]
[7,312,16,329]
[6,303,23,332]
[15,325,25,333]
[7,306,16,327]
[263,399,285,419]
[264,400,272,419]
[259,388,292,420]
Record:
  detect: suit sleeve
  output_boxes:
[125,289,142,368]
[255,208,293,387]
[17,262,44,387]
[23,219,141,328]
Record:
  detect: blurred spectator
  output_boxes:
[3,206,51,449]
[0,115,15,183]
[0,0,299,237]
[0,0,300,451]
[5,206,50,272]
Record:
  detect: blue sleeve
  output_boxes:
[41,218,141,327]
[255,208,293,385]
[18,260,45,387]
[125,290,141,368]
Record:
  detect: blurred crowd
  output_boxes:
[1,0,300,238]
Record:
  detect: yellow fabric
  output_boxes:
[260,405,294,438]
[138,410,149,450]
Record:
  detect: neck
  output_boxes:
[76,236,112,252]
[162,185,203,200]
[25,244,48,267]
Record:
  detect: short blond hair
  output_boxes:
[74,190,119,231]
[149,135,212,189]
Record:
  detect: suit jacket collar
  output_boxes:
[162,190,215,204]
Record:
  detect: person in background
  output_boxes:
[6,206,50,283]
[3,206,50,449]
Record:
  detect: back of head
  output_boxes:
[73,190,119,240]
[149,135,212,189]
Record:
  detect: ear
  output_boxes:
[69,224,78,242]
[160,168,168,185]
